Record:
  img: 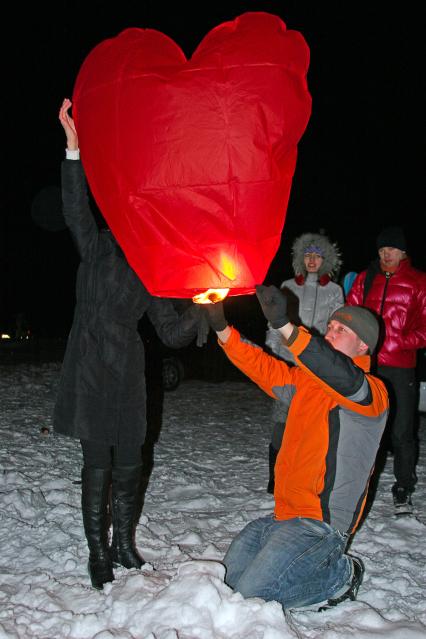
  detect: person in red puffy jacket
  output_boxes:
[347,226,426,515]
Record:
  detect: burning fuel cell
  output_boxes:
[192,289,230,304]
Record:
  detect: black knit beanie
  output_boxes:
[376,226,407,252]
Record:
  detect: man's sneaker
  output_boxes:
[392,487,413,516]
[318,556,365,611]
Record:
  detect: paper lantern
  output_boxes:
[72,12,311,298]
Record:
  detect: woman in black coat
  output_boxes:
[55,99,203,589]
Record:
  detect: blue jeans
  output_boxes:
[223,515,351,610]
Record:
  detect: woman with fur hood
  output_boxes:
[265,232,344,493]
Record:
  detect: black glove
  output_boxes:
[204,302,228,332]
[255,285,289,329]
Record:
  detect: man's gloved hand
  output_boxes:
[255,285,289,329]
[204,302,228,332]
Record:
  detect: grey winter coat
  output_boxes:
[266,273,344,356]
[53,160,200,444]
[266,233,344,423]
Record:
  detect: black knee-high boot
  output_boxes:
[267,444,279,494]
[81,466,114,589]
[110,464,145,569]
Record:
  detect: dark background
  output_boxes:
[1,1,425,340]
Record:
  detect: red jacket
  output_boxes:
[347,258,426,368]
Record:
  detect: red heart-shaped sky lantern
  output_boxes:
[72,12,311,298]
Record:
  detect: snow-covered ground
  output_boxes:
[0,361,425,638]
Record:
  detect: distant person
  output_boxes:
[265,232,343,492]
[54,99,204,590]
[347,226,426,515]
[14,311,29,340]
[203,285,388,611]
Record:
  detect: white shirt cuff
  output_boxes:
[66,148,80,160]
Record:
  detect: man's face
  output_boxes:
[378,246,405,270]
[325,320,368,358]
[303,252,323,273]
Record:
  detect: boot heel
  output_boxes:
[88,554,114,590]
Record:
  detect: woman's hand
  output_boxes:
[59,98,78,151]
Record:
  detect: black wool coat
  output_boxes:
[53,160,199,444]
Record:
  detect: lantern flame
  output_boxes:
[192,288,230,304]
[220,254,236,281]
[192,253,235,303]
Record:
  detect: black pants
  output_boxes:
[81,439,142,470]
[271,420,286,451]
[377,366,418,490]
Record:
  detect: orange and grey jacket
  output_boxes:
[221,326,389,534]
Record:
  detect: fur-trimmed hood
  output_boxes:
[291,232,342,280]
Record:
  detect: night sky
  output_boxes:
[2,1,425,338]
